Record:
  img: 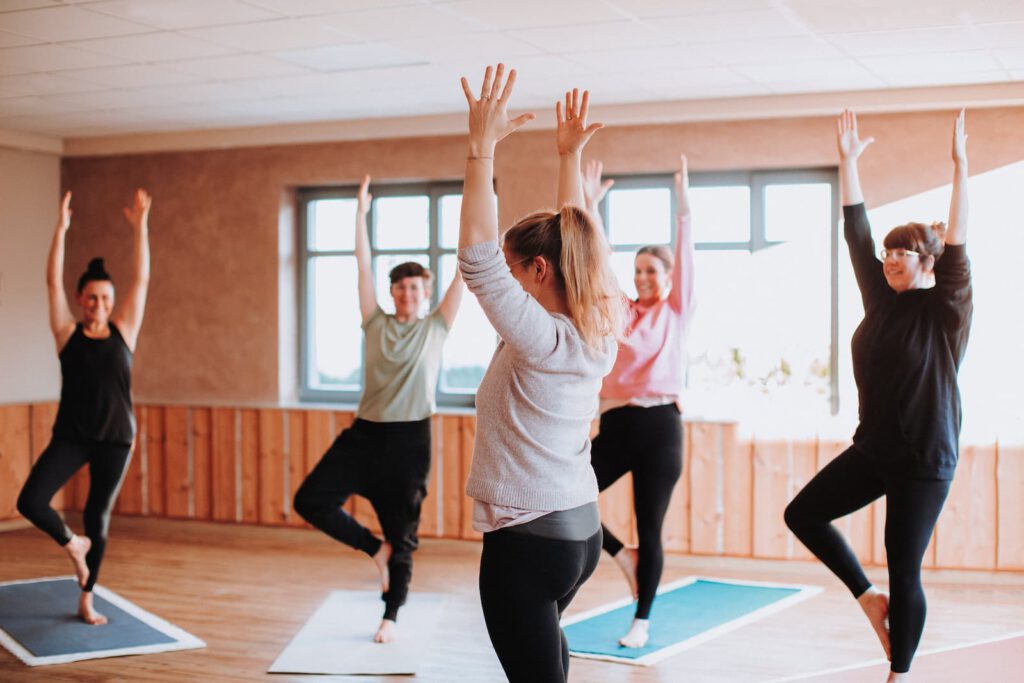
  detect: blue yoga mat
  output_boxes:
[0,577,205,666]
[564,577,821,666]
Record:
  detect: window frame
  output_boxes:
[297,180,473,407]
[595,167,841,414]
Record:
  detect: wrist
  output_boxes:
[559,150,582,159]
[468,141,495,158]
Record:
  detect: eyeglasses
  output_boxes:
[879,248,922,262]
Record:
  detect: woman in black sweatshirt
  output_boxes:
[785,110,972,683]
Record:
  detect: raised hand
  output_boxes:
[460,63,535,156]
[582,160,614,210]
[836,109,874,161]
[674,154,690,216]
[122,188,152,232]
[556,88,603,157]
[57,191,72,232]
[357,174,372,216]
[952,109,968,166]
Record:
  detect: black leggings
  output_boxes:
[479,527,602,683]
[591,403,683,619]
[293,418,431,621]
[784,446,951,674]
[17,438,132,592]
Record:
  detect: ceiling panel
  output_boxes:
[0,43,125,76]
[0,71,105,97]
[649,9,810,43]
[57,63,210,88]
[162,54,311,81]
[510,21,673,54]
[67,31,236,62]
[320,4,487,39]
[86,0,281,30]
[445,0,626,31]
[273,42,425,72]
[0,28,40,47]
[241,0,417,19]
[0,5,153,41]
[183,18,357,52]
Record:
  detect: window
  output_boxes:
[299,182,498,406]
[594,170,840,421]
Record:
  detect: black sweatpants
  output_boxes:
[784,446,951,674]
[17,438,132,592]
[591,403,683,619]
[293,417,431,621]
[479,527,602,683]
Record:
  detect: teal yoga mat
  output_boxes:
[564,576,821,666]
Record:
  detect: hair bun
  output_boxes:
[87,257,107,274]
[930,221,947,242]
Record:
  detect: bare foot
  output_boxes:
[857,587,891,661]
[65,534,91,589]
[374,619,396,643]
[886,672,908,683]
[78,592,107,625]
[618,618,649,648]
[372,541,391,594]
[613,547,639,600]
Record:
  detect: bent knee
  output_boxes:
[783,501,807,533]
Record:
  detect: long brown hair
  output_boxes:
[503,206,624,351]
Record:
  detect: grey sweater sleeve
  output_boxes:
[458,240,561,361]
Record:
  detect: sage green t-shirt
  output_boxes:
[357,306,450,422]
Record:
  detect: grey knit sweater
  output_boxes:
[458,239,616,510]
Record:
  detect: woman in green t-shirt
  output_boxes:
[294,176,464,643]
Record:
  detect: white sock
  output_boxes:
[618,618,649,648]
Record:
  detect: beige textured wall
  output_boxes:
[60,106,1024,404]
[0,146,61,403]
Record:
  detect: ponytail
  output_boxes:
[77,257,113,293]
[504,207,625,352]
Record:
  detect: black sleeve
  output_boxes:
[843,203,889,311]
[932,243,973,361]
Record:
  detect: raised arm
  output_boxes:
[436,268,464,328]
[837,110,887,308]
[459,64,534,249]
[556,89,603,210]
[112,189,151,352]
[668,155,695,316]
[581,159,614,231]
[837,109,873,207]
[354,175,378,324]
[47,191,76,351]
[946,109,968,246]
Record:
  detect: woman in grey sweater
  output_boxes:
[457,64,624,683]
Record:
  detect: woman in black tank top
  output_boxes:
[17,189,152,625]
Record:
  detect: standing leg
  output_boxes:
[554,529,602,680]
[590,409,636,594]
[785,446,890,657]
[884,477,951,675]
[367,422,432,640]
[16,439,92,587]
[620,405,683,646]
[77,443,131,624]
[293,427,382,558]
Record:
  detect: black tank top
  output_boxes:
[53,323,135,445]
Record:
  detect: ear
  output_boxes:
[532,256,549,284]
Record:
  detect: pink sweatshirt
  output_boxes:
[600,213,695,402]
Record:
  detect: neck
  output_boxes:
[394,311,417,324]
[82,319,109,335]
[537,289,571,317]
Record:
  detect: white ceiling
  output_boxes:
[1,0,1023,141]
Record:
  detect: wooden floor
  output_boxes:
[1,516,1022,682]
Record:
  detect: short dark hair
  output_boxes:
[388,261,433,286]
[883,222,946,261]
[77,257,113,293]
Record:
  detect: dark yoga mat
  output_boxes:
[0,578,176,658]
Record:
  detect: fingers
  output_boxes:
[360,174,371,192]
[489,63,504,100]
[460,76,475,106]
[601,179,615,192]
[680,154,688,175]
[479,65,493,101]
[497,68,517,105]
[584,122,603,136]
[61,191,72,211]
[564,91,572,120]
[509,112,536,131]
[579,89,589,123]
[555,100,564,126]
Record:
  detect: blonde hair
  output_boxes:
[503,206,625,351]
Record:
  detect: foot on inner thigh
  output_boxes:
[65,534,91,589]
[374,618,396,643]
[77,591,107,625]
[372,541,391,594]
[613,547,639,600]
[618,618,649,648]
[857,586,892,661]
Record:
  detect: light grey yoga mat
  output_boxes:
[269,590,448,675]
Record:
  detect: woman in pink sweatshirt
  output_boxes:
[585,155,695,648]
